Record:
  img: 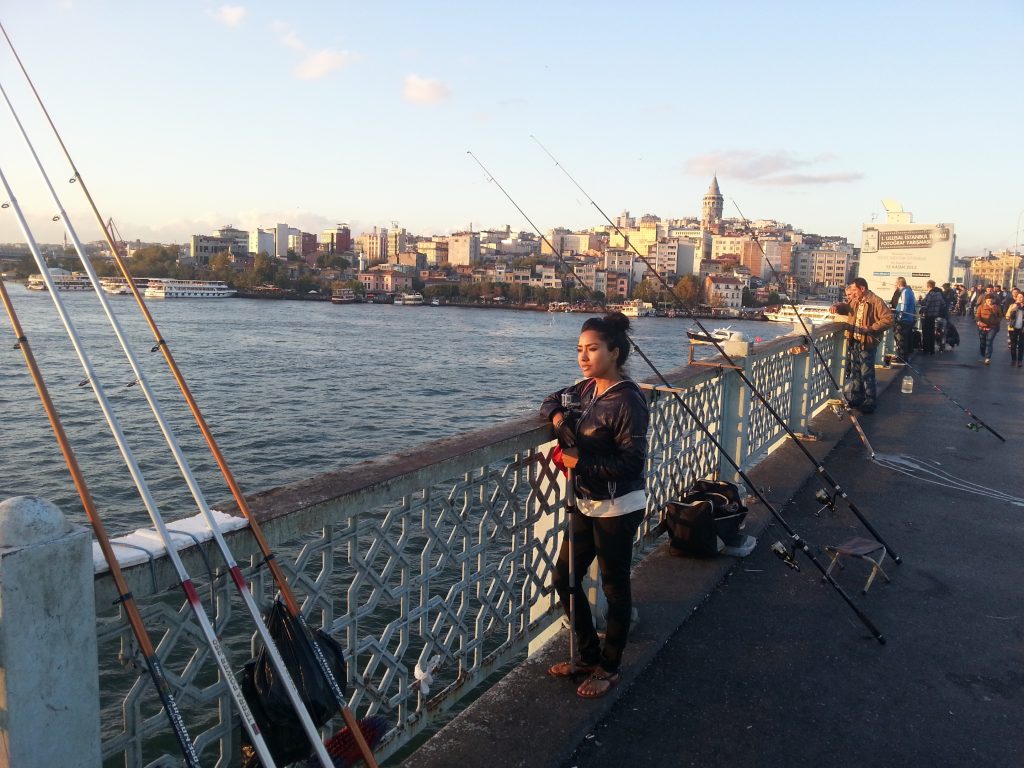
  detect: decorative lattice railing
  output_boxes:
[92,324,845,766]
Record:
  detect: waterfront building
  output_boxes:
[249,228,275,258]
[448,232,481,266]
[358,227,389,265]
[321,225,352,254]
[644,238,697,280]
[793,241,855,296]
[704,274,743,309]
[189,234,236,265]
[357,269,412,294]
[212,225,251,257]
[418,237,449,266]
[858,201,956,296]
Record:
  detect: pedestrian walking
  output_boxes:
[1005,294,1024,368]
[976,295,1002,365]
[541,312,650,698]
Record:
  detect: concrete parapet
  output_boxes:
[0,496,100,767]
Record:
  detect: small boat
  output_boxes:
[331,287,357,304]
[430,298,441,307]
[763,304,840,323]
[686,326,746,345]
[396,292,424,306]
[144,279,235,298]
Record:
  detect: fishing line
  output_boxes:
[872,453,1024,506]
[530,135,900,563]
[0,160,281,767]
[891,354,1004,442]
[0,79,336,768]
[0,276,202,768]
[467,150,886,644]
[0,23,380,764]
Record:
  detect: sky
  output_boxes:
[0,1,1021,255]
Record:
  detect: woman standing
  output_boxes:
[976,295,1002,365]
[540,312,649,699]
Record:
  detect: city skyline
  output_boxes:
[0,1,1020,255]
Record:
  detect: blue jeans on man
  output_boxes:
[844,341,877,413]
[978,327,998,360]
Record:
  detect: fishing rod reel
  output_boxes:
[770,539,801,571]
[827,397,849,419]
[966,422,981,433]
[814,488,839,517]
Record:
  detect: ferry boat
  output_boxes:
[686,326,746,345]
[330,287,357,304]
[26,270,93,291]
[395,292,424,306]
[100,276,149,295]
[144,279,236,299]
[621,299,655,317]
[763,303,840,323]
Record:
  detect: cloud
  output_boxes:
[403,74,451,106]
[271,20,354,80]
[296,50,354,80]
[214,5,247,27]
[684,150,862,186]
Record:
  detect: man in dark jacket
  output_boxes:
[919,280,947,355]
[832,277,894,413]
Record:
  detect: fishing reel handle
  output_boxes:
[556,391,581,448]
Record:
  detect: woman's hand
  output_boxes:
[560,447,579,469]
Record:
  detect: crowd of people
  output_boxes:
[833,276,1024,413]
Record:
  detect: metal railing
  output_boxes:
[92,323,845,766]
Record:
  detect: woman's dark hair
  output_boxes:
[581,312,631,371]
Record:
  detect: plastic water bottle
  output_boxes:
[901,375,913,394]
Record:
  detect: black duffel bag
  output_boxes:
[653,479,750,557]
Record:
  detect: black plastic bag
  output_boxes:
[241,601,347,768]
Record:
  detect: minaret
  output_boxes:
[701,175,724,231]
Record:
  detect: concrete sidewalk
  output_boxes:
[564,347,1024,767]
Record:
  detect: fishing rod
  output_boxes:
[530,135,901,564]
[0,82,335,768]
[0,163,282,767]
[467,150,886,644]
[892,354,1005,441]
[0,23,379,766]
[0,277,202,768]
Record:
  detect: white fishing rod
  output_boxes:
[0,162,279,767]
[0,82,335,768]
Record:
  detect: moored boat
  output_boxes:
[396,292,424,306]
[144,279,235,299]
[621,299,655,317]
[686,326,746,345]
[763,303,840,323]
[26,269,93,291]
[100,276,149,295]
[331,287,357,304]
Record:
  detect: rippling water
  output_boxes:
[0,287,791,535]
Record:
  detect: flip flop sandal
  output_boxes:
[548,660,597,679]
[576,669,620,698]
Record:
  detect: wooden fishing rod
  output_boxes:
[467,150,886,644]
[0,22,379,767]
[0,277,203,768]
[530,135,901,564]
[0,162,282,767]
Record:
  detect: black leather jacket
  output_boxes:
[541,379,649,501]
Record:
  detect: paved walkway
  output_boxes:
[405,329,1024,768]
